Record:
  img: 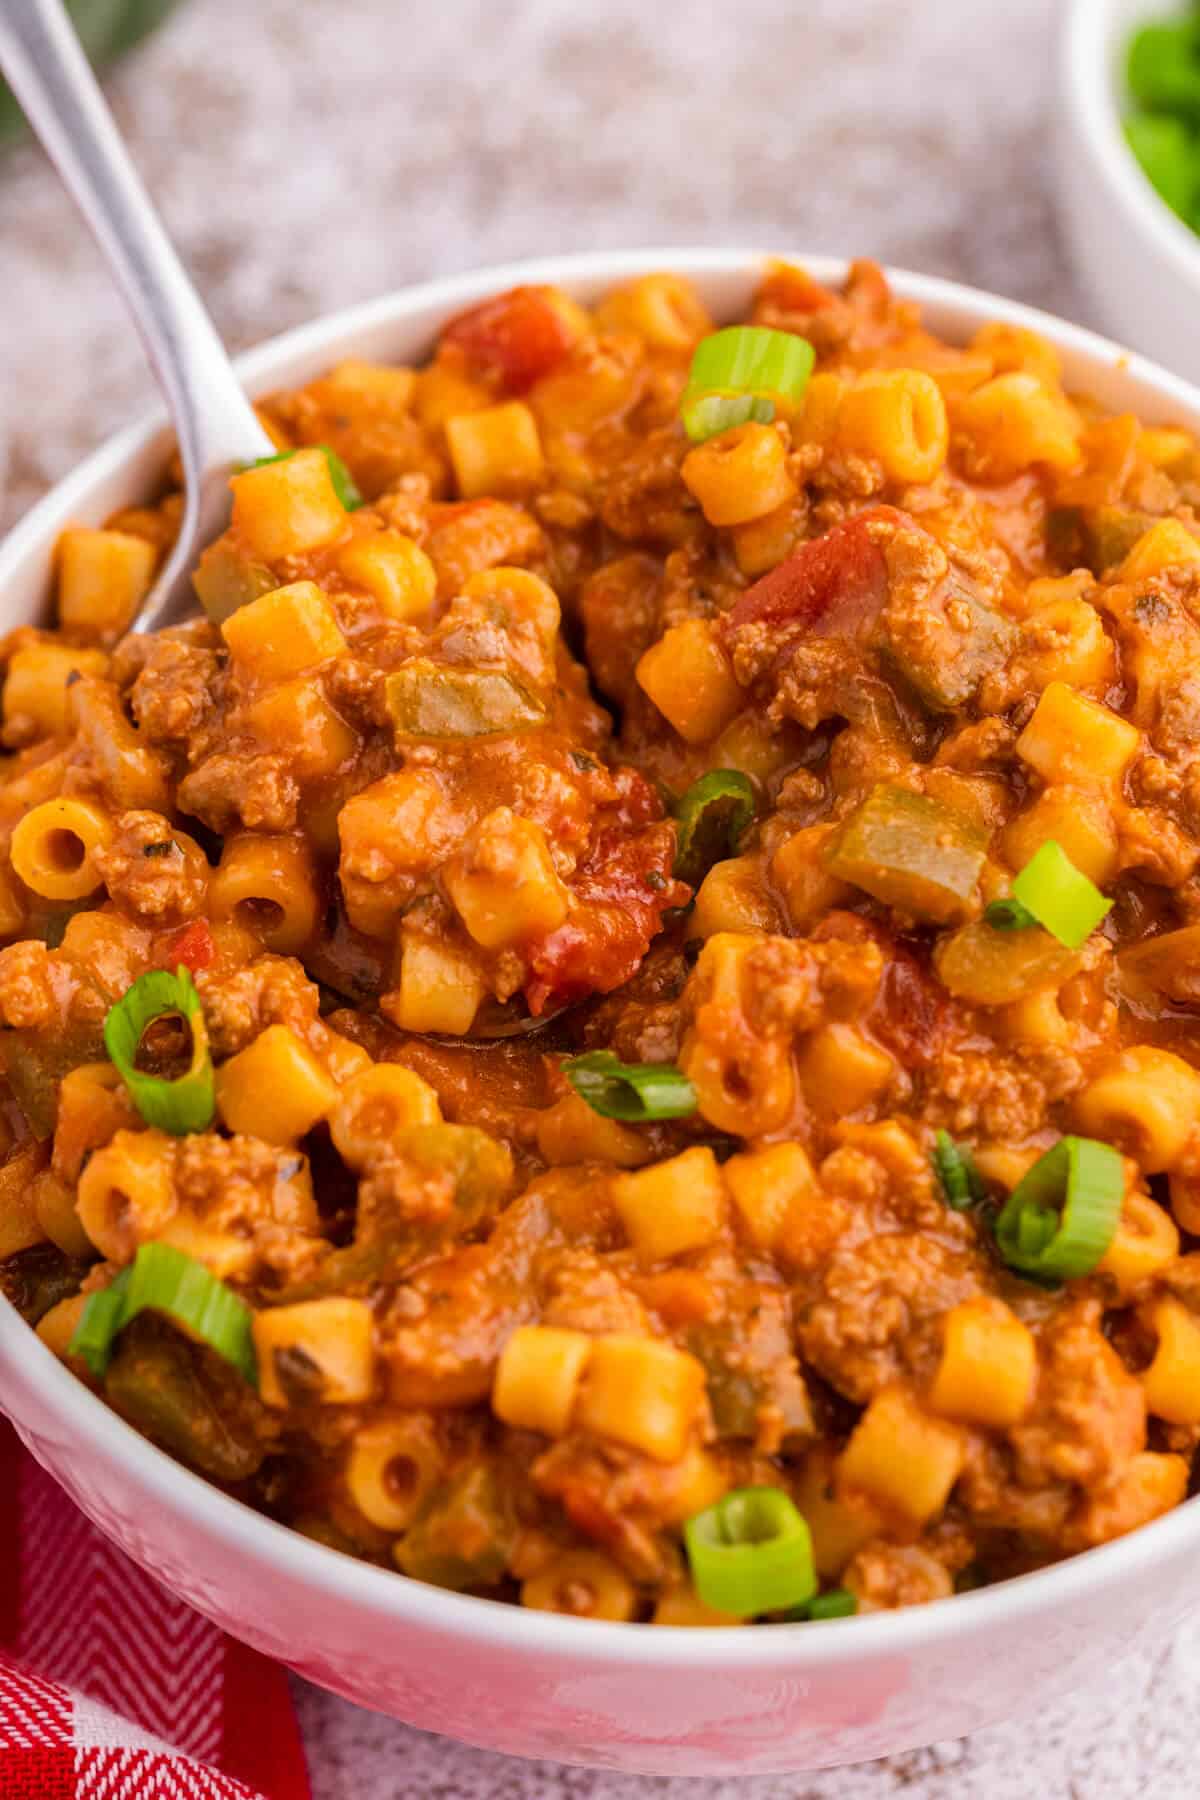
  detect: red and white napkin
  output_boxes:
[0,1417,311,1799]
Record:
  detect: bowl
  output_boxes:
[4,250,1200,1777]
[1057,0,1200,380]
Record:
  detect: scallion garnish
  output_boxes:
[681,391,777,442]
[250,444,363,510]
[932,1130,985,1211]
[807,1587,857,1621]
[780,1584,859,1622]
[985,841,1112,950]
[104,966,216,1135]
[69,1243,257,1385]
[993,1135,1124,1281]
[684,1486,817,1618]
[68,1268,132,1379]
[562,1050,696,1122]
[982,897,1038,932]
[680,326,815,444]
[673,769,756,888]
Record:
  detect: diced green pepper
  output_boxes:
[687,1319,812,1442]
[286,1124,514,1299]
[0,1026,106,1139]
[0,1243,87,1326]
[389,1123,514,1222]
[394,1464,514,1592]
[1047,506,1156,575]
[192,539,279,624]
[824,784,988,923]
[105,1317,265,1483]
[882,584,1017,712]
[934,918,1082,1006]
[385,661,546,739]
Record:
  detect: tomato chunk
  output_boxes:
[722,508,900,642]
[524,771,686,1015]
[815,912,952,1069]
[159,919,215,974]
[525,822,685,1016]
[440,286,582,394]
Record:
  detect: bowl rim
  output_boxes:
[5,244,1200,1670]
[1063,0,1200,281]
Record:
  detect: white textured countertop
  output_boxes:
[2,0,1198,1792]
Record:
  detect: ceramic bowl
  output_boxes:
[1057,0,1200,380]
[3,250,1200,1777]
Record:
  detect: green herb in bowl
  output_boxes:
[1124,4,1200,227]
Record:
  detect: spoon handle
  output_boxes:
[0,0,273,628]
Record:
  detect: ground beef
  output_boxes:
[94,811,210,923]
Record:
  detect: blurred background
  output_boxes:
[8,1,1195,1795]
[0,0,1074,535]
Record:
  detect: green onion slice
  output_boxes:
[993,1136,1124,1281]
[807,1588,857,1621]
[685,1486,817,1618]
[674,769,756,888]
[932,1130,985,1211]
[681,326,814,444]
[982,897,1038,932]
[68,1268,132,1380]
[250,445,363,510]
[104,966,216,1135]
[562,1050,696,1123]
[69,1243,257,1385]
[680,391,776,442]
[1000,841,1112,951]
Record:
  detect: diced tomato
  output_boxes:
[602,764,666,835]
[439,286,581,394]
[814,912,952,1069]
[525,818,687,1016]
[722,508,902,642]
[159,919,215,975]
[872,943,952,1069]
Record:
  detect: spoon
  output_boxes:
[0,0,572,1045]
[0,0,276,632]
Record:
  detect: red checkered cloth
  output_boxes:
[0,1417,311,1799]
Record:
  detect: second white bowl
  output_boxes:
[1058,0,1200,380]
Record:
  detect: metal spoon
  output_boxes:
[0,0,576,1045]
[0,0,275,632]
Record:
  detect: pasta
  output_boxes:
[492,1324,592,1437]
[10,797,113,900]
[345,1415,443,1532]
[215,1025,340,1144]
[681,421,797,525]
[208,833,320,954]
[834,368,948,483]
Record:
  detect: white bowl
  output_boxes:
[1058,0,1200,379]
[4,250,1200,1777]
